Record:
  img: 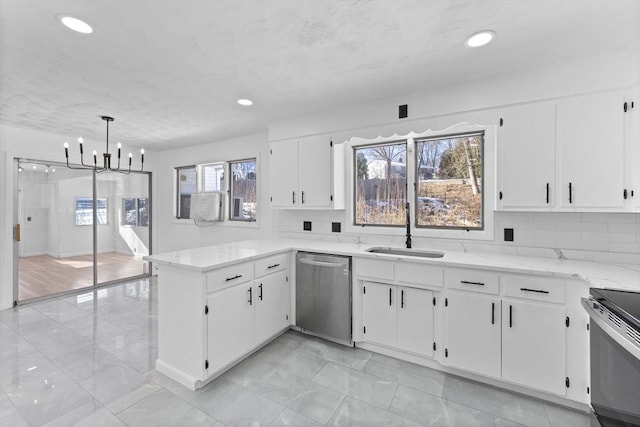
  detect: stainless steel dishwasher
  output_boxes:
[295,252,352,345]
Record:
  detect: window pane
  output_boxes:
[177,167,196,219]
[122,198,137,226]
[354,142,407,225]
[415,134,483,229]
[75,197,108,225]
[137,198,149,227]
[230,159,257,221]
[202,163,225,192]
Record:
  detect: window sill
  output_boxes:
[170,218,260,229]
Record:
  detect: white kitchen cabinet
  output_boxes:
[443,291,501,378]
[502,299,567,396]
[498,102,556,209]
[362,281,434,357]
[255,269,289,344]
[557,92,626,209]
[269,136,344,209]
[207,283,255,371]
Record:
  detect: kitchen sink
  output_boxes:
[365,247,445,258]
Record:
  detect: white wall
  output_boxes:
[154,132,272,254]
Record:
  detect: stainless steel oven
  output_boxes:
[582,288,640,426]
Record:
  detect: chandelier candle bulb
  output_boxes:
[64,142,69,158]
[93,150,97,165]
[117,142,122,159]
[129,152,132,167]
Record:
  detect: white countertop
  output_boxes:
[145,238,640,291]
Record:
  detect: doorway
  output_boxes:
[13,158,152,303]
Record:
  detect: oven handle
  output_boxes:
[582,297,640,361]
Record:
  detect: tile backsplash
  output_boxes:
[273,210,640,264]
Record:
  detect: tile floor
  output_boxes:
[0,278,593,426]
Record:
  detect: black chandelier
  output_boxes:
[63,116,144,174]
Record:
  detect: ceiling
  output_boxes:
[1,1,639,150]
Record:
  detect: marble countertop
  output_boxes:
[145,238,640,291]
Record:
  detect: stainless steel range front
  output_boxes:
[582,288,640,426]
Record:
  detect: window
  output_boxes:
[415,133,483,229]
[176,166,196,219]
[354,142,407,226]
[137,198,149,226]
[202,163,225,192]
[122,197,149,226]
[230,159,257,221]
[75,197,108,225]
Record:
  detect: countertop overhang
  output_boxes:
[144,238,640,291]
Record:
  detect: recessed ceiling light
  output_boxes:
[59,15,93,34]
[237,99,254,106]
[465,30,494,48]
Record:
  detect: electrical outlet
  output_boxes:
[332,222,341,233]
[399,104,408,119]
[303,221,312,231]
[504,228,514,242]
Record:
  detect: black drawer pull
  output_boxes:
[509,305,513,328]
[248,287,253,305]
[389,288,392,306]
[225,274,242,282]
[301,191,305,204]
[568,182,572,204]
[520,287,549,294]
[491,302,495,325]
[292,191,296,204]
[401,289,404,308]
[546,183,549,204]
[259,284,263,301]
[461,280,485,286]
[267,263,280,269]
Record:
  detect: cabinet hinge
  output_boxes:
[565,316,570,327]
[587,323,590,331]
[330,140,333,147]
[432,297,436,306]
[499,191,503,200]
[286,276,289,283]
[13,300,18,307]
[565,377,570,388]
[433,342,437,351]
[330,195,333,201]
[363,286,366,294]
[270,196,273,202]
[204,305,209,315]
[286,314,289,321]
[363,326,366,334]
[445,348,448,358]
[499,118,504,127]
[445,298,448,307]
[270,149,272,155]
[205,360,209,370]
[587,386,590,394]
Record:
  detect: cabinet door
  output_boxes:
[298,136,333,208]
[498,102,556,209]
[502,300,566,395]
[557,92,625,209]
[443,292,501,378]
[270,140,299,207]
[207,283,255,373]
[255,270,289,344]
[362,282,396,347]
[397,287,433,357]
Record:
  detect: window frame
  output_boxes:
[229,158,257,222]
[175,165,197,219]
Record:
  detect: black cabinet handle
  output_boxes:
[301,191,305,204]
[401,289,404,308]
[520,287,549,294]
[292,191,296,204]
[389,288,392,306]
[259,284,263,301]
[624,189,628,200]
[461,280,485,286]
[569,182,572,204]
[248,287,253,305]
[546,183,549,204]
[491,302,495,325]
[267,263,280,269]
[225,274,242,282]
[509,305,513,328]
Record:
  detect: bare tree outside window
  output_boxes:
[230,159,257,221]
[416,134,483,229]
[354,142,407,225]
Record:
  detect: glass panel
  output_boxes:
[229,159,257,221]
[137,198,149,227]
[415,134,483,229]
[202,163,225,192]
[177,167,196,219]
[96,172,150,284]
[354,142,407,225]
[17,162,94,300]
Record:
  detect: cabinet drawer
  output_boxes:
[446,268,500,295]
[396,262,443,288]
[502,275,565,304]
[206,262,253,293]
[254,253,289,278]
[354,258,394,281]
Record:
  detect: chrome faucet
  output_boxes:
[405,202,412,249]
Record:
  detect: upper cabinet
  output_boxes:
[269,136,345,209]
[497,88,638,212]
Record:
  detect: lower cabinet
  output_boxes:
[362,281,434,357]
[255,270,289,344]
[502,299,567,395]
[443,291,501,378]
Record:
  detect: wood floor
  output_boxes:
[19,252,148,301]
